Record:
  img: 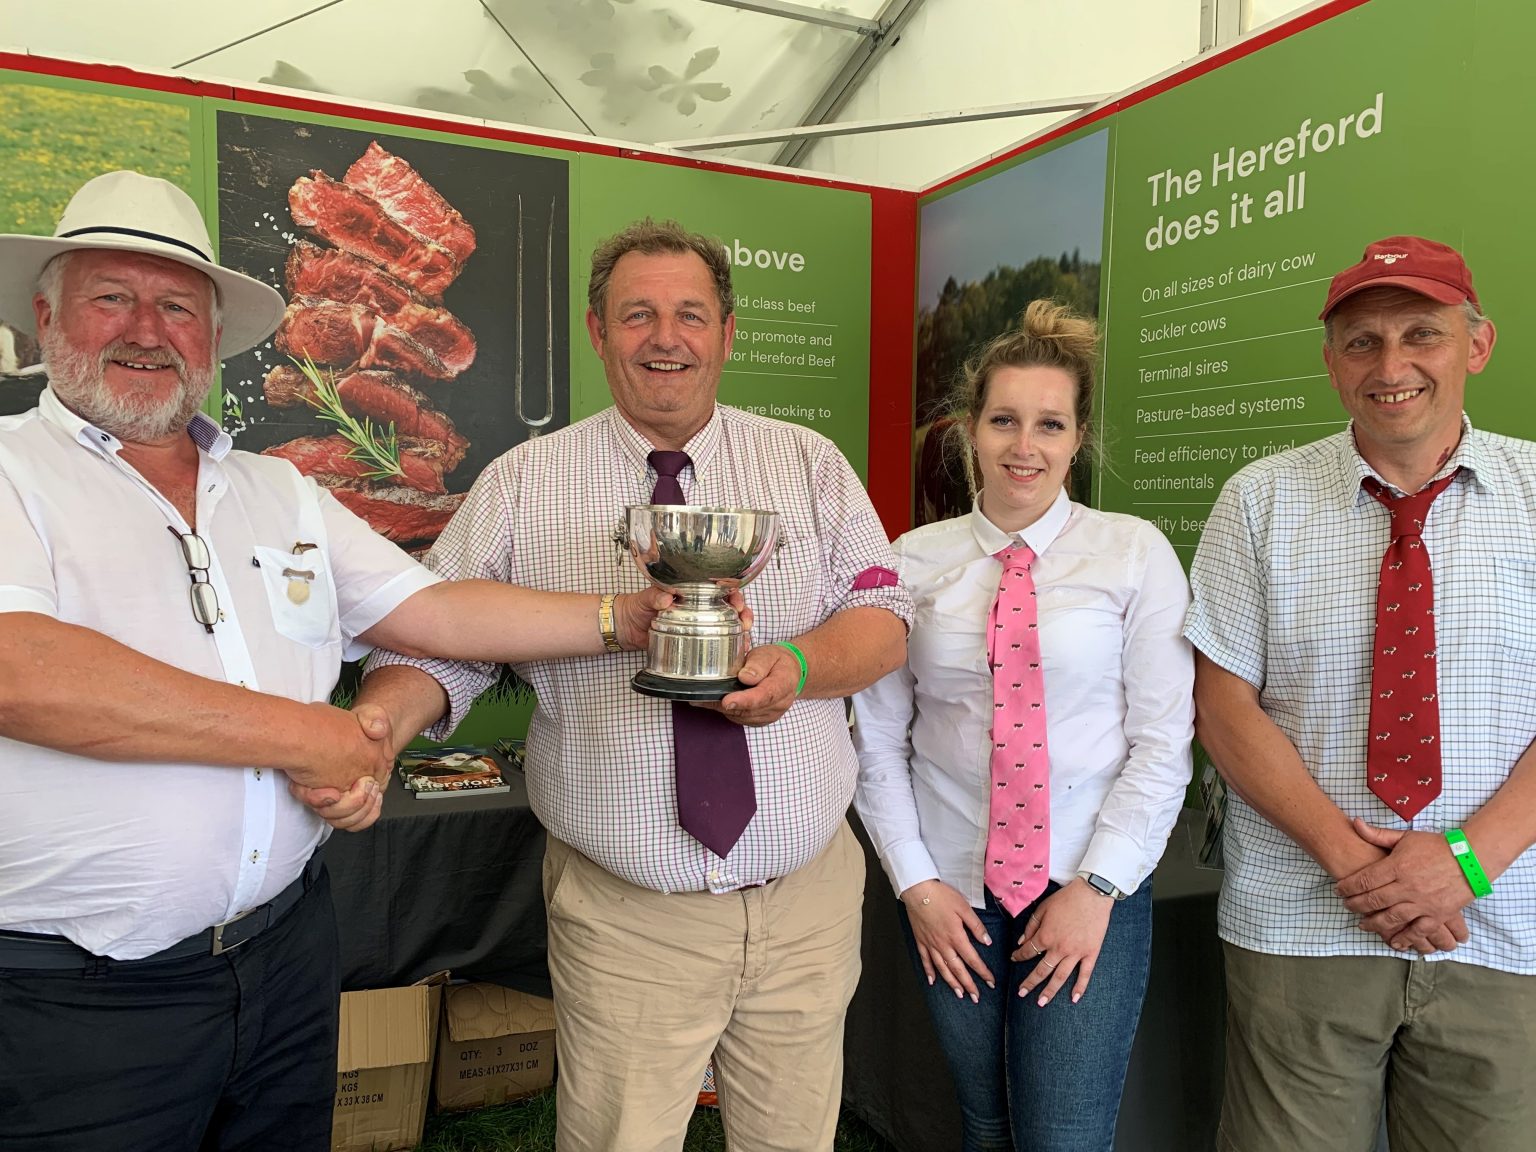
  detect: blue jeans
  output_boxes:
[899,881,1153,1152]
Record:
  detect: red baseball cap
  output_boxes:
[1319,235,1480,319]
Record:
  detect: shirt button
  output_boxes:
[254,769,262,780]
[251,850,259,863]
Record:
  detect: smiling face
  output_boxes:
[970,364,1084,533]
[34,248,219,445]
[586,249,735,449]
[1323,285,1495,482]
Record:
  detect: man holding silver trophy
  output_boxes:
[361,218,912,1151]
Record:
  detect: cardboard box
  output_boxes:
[332,970,449,1152]
[432,982,557,1112]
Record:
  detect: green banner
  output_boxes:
[1098,0,1480,557]
[576,155,872,477]
[918,0,1536,562]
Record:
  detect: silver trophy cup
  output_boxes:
[626,505,779,700]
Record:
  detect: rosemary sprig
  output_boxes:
[292,355,405,481]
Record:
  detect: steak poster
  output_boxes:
[215,110,569,550]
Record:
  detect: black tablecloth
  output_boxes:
[321,768,552,997]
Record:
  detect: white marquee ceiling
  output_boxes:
[2,0,1320,182]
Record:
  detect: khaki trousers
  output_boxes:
[1219,942,1536,1152]
[542,822,865,1152]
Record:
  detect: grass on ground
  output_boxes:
[416,1090,894,1151]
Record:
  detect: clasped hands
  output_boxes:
[1333,818,1475,954]
[900,877,1112,1010]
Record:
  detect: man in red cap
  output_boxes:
[1185,236,1536,1152]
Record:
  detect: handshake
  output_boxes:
[285,701,400,833]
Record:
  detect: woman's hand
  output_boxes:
[901,879,995,1003]
[1013,878,1114,1007]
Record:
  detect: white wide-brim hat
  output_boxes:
[0,170,285,360]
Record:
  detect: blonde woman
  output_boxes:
[853,301,1194,1151]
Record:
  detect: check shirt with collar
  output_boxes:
[1186,416,1536,974]
[0,388,438,959]
[370,404,913,895]
[852,489,1194,905]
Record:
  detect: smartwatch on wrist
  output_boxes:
[1077,871,1127,900]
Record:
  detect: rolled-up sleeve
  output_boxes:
[809,442,913,629]
[364,459,514,739]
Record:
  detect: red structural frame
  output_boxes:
[0,50,921,536]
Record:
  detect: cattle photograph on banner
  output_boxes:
[215,110,570,554]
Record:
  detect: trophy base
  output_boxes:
[631,668,745,701]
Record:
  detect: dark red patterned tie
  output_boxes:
[1364,469,1459,822]
[649,450,757,858]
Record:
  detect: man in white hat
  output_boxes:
[0,170,677,1151]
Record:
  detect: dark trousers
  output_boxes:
[0,866,340,1152]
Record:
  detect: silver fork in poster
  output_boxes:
[514,195,555,439]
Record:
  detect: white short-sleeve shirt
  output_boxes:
[0,388,438,959]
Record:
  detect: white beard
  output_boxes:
[43,329,215,443]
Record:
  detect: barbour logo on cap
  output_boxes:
[1374,253,1408,265]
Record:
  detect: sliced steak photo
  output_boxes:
[344,141,477,266]
[317,478,467,546]
[283,243,476,373]
[274,297,467,381]
[262,365,468,470]
[262,433,448,494]
[289,172,461,298]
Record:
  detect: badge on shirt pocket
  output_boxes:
[253,543,340,649]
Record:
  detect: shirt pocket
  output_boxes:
[252,544,341,649]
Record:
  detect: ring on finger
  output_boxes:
[1031,943,1044,957]
[1041,958,1057,969]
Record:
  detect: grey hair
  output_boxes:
[36,249,223,334]
[36,251,75,314]
[1324,296,1487,345]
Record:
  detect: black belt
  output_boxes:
[0,856,322,971]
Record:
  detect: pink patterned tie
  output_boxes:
[985,543,1051,916]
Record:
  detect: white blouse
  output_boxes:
[852,488,1195,905]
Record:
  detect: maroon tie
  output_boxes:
[1364,468,1459,822]
[649,450,757,858]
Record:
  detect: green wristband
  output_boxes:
[775,641,809,696]
[1445,828,1493,899]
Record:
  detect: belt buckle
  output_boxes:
[209,908,256,956]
